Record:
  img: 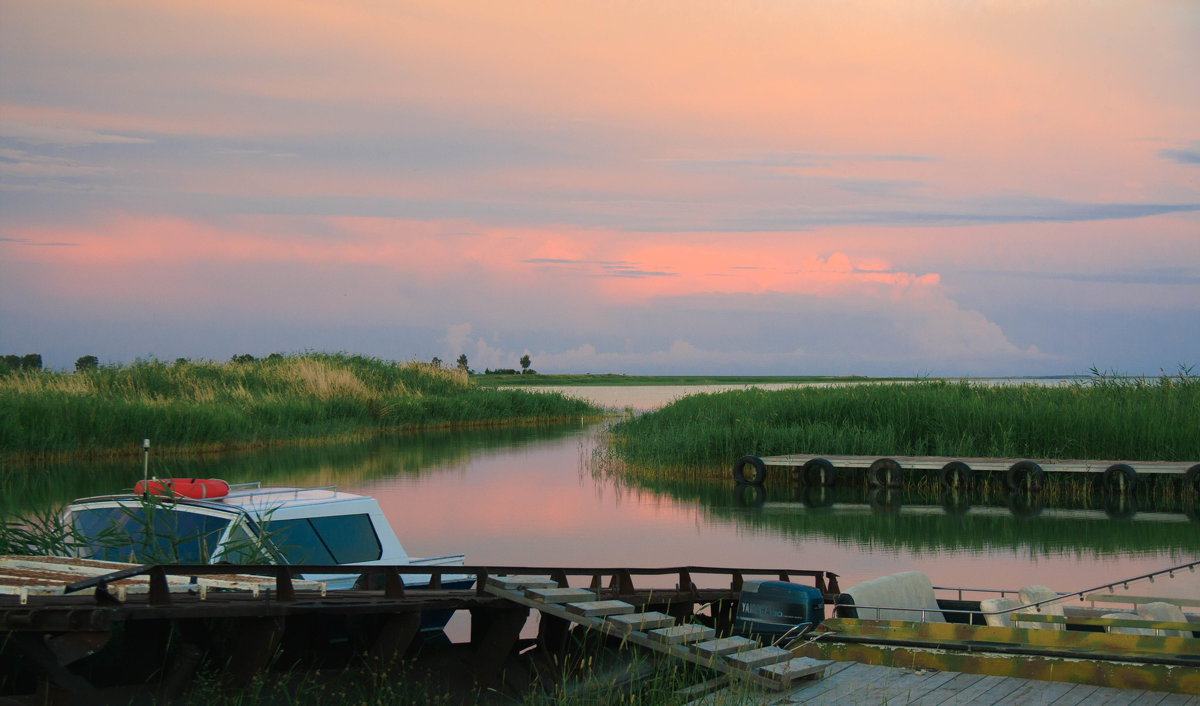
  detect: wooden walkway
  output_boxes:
[743,662,1200,705]
[485,576,833,691]
[748,662,1200,701]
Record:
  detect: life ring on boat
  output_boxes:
[733,456,768,486]
[135,478,230,499]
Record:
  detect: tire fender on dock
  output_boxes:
[867,458,902,488]
[1006,460,1045,492]
[939,461,973,491]
[802,458,836,487]
[1184,464,1200,494]
[733,455,767,486]
[1103,463,1138,494]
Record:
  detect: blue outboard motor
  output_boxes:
[733,580,824,638]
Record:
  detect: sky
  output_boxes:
[1,1,1197,376]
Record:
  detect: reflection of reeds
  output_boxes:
[598,473,1200,555]
[0,353,599,461]
[2,422,589,516]
[606,374,1200,486]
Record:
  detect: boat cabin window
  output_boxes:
[267,513,382,565]
[69,505,232,564]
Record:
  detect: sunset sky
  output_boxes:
[2,1,1197,375]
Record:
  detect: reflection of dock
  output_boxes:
[754,499,1197,523]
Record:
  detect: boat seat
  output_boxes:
[838,571,946,622]
[1102,612,1156,635]
[1136,601,1193,638]
[979,597,1021,628]
[1017,585,1065,630]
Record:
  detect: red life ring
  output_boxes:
[134,478,230,499]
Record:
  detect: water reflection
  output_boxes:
[7,412,1199,604]
[1,422,589,514]
[705,483,1200,555]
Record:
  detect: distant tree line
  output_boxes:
[481,353,536,375]
[2,353,102,373]
[2,350,538,376]
[1,354,43,373]
[1,352,298,374]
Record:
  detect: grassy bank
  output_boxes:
[606,373,1200,480]
[0,353,601,461]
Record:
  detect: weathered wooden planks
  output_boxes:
[482,579,834,691]
[758,662,1200,705]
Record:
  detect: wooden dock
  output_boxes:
[717,661,1200,705]
[0,557,841,701]
[484,575,834,691]
[735,453,1200,492]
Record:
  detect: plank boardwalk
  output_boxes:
[748,663,1200,705]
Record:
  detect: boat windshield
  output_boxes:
[265,514,382,565]
[68,503,234,564]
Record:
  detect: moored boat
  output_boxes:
[62,480,472,614]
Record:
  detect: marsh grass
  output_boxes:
[0,353,600,461]
[605,372,1200,485]
[165,629,758,706]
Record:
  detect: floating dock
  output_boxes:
[734,453,1200,492]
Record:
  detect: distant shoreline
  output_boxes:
[473,373,1090,387]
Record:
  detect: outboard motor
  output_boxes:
[733,580,824,638]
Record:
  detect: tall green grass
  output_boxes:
[0,353,601,461]
[607,372,1200,477]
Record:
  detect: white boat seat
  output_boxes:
[1017,585,1065,630]
[841,571,946,622]
[1102,611,1157,635]
[1136,601,1192,638]
[979,597,1021,628]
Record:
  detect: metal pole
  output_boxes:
[143,438,150,483]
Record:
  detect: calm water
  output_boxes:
[13,384,1199,605]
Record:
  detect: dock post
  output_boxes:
[472,604,530,687]
[369,611,422,666]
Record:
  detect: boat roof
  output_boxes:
[67,483,375,516]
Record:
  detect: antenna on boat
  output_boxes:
[142,438,151,484]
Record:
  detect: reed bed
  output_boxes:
[0,353,600,461]
[606,372,1200,482]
